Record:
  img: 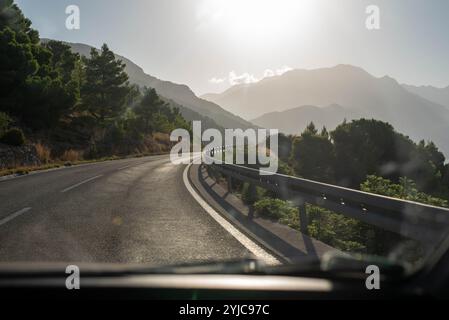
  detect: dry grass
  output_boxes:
[60,149,83,162]
[34,142,52,163]
[153,132,170,146]
[1,139,171,178]
[0,163,62,177]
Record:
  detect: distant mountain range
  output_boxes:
[42,40,449,156]
[42,40,254,131]
[402,84,449,110]
[252,104,357,136]
[203,64,449,156]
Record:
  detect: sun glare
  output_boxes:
[197,0,319,41]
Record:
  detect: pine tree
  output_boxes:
[81,44,131,125]
[0,27,38,113]
[134,88,167,133]
[321,126,329,138]
[0,0,39,43]
[304,122,317,135]
[291,125,335,183]
[44,40,80,84]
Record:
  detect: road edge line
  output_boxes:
[183,164,280,265]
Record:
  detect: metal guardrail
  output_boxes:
[203,148,449,247]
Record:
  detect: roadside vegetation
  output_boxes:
[210,118,449,256]
[0,1,190,175]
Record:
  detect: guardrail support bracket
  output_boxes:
[299,201,308,235]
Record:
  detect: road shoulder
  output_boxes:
[188,164,335,263]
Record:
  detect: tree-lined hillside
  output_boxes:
[0,1,189,162]
[49,40,254,131]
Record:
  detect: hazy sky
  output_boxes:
[16,0,449,95]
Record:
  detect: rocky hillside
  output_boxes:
[0,144,41,170]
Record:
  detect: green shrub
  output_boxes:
[306,205,366,252]
[0,112,12,136]
[0,127,26,146]
[361,175,448,208]
[241,183,265,205]
[254,198,298,221]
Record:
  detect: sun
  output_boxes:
[197,0,319,41]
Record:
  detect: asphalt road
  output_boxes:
[0,155,253,265]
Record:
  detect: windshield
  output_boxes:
[1,0,449,283]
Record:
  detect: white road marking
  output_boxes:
[0,207,31,226]
[61,175,103,193]
[183,164,280,265]
[117,164,133,171]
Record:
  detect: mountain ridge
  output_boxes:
[252,104,356,136]
[41,39,254,131]
[402,84,449,110]
[205,64,449,156]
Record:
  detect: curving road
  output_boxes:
[0,155,254,265]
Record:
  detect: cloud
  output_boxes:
[228,71,259,85]
[263,66,293,78]
[209,77,226,84]
[209,66,293,86]
[263,69,275,78]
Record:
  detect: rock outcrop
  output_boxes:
[0,144,41,169]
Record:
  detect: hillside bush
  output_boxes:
[0,112,12,136]
[254,198,298,221]
[0,127,25,146]
[241,183,265,205]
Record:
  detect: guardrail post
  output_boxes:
[248,183,257,220]
[298,201,308,234]
[227,175,233,193]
